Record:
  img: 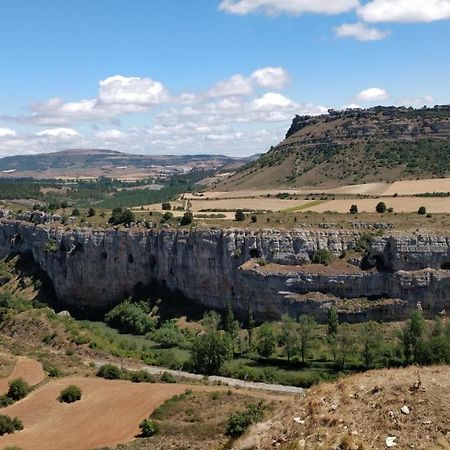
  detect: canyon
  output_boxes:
[0,219,449,322]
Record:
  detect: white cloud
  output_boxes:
[36,128,79,138]
[95,129,125,139]
[357,87,390,102]
[395,94,435,107]
[251,67,290,89]
[219,0,359,15]
[98,75,168,106]
[358,0,450,23]
[251,92,298,110]
[335,22,390,41]
[0,128,17,137]
[207,74,253,97]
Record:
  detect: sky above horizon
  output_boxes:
[0,0,449,157]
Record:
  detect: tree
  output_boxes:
[140,419,159,437]
[375,202,387,213]
[161,202,172,211]
[96,364,123,380]
[349,204,358,214]
[327,306,339,338]
[402,309,426,364]
[71,208,80,217]
[223,303,240,353]
[179,211,193,226]
[202,310,221,333]
[190,331,233,375]
[60,200,68,209]
[418,206,427,215]
[360,321,384,368]
[87,207,96,217]
[279,315,298,362]
[257,323,276,359]
[247,305,255,353]
[298,315,316,364]
[162,211,173,222]
[7,378,30,401]
[235,209,245,221]
[108,207,135,225]
[336,324,355,369]
[105,301,156,335]
[311,248,333,265]
[59,385,82,403]
[251,214,257,223]
[152,320,185,348]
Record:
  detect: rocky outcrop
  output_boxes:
[0,220,449,322]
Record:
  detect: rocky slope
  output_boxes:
[0,220,449,321]
[219,105,450,189]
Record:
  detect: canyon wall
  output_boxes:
[0,220,449,322]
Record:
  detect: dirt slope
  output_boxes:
[240,365,450,449]
[0,377,187,450]
[0,356,45,394]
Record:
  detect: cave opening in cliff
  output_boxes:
[442,262,450,270]
[249,248,260,258]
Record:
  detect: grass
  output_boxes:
[282,200,326,212]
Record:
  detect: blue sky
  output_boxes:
[0,0,449,156]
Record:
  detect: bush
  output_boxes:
[225,401,265,437]
[139,418,159,437]
[7,378,30,401]
[59,385,82,403]
[105,301,156,335]
[161,202,171,211]
[130,370,155,383]
[44,239,58,253]
[162,211,173,222]
[96,364,123,380]
[418,206,427,215]
[152,321,185,349]
[311,248,333,265]
[179,211,193,226]
[235,209,245,221]
[375,202,387,213]
[349,204,358,214]
[0,415,23,436]
[160,371,176,383]
[108,207,135,225]
[71,208,80,216]
[87,207,96,217]
[251,214,257,223]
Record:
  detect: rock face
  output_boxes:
[0,220,449,322]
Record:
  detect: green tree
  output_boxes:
[327,306,339,338]
[87,207,96,217]
[247,305,255,353]
[235,209,245,221]
[279,315,298,362]
[402,309,426,364]
[418,206,427,215]
[161,202,172,210]
[349,204,358,214]
[179,211,193,226]
[202,310,221,333]
[60,200,68,209]
[139,418,159,437]
[360,321,384,368]
[105,301,156,335]
[375,202,387,213]
[71,208,80,216]
[257,323,276,359]
[336,324,355,369]
[298,315,316,364]
[190,331,233,375]
[311,248,333,265]
[152,320,185,349]
[223,303,240,353]
[108,207,135,225]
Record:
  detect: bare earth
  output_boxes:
[0,357,45,394]
[304,197,450,213]
[0,377,187,450]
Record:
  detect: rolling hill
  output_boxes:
[219,105,450,190]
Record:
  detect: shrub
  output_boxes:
[59,385,82,403]
[0,415,23,436]
[105,301,156,335]
[71,208,80,216]
[311,248,333,265]
[44,239,58,253]
[349,204,358,214]
[225,401,265,437]
[152,320,185,349]
[108,207,135,225]
[161,202,171,211]
[179,211,193,226]
[47,366,62,377]
[87,207,96,217]
[7,378,30,401]
[162,211,173,222]
[375,202,387,213]
[139,418,159,437]
[235,209,245,221]
[96,364,123,380]
[160,371,176,383]
[418,206,427,215]
[251,214,257,223]
[130,370,155,383]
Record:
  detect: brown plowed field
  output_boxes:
[0,377,187,450]
[0,357,45,394]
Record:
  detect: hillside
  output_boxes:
[219,105,450,190]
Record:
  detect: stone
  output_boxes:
[386,436,397,448]
[401,405,410,415]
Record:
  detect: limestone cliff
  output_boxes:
[0,220,449,322]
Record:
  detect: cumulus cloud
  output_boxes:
[0,128,17,137]
[251,92,298,110]
[219,0,359,15]
[207,66,290,97]
[335,22,390,41]
[36,128,80,137]
[357,87,390,102]
[358,0,450,23]
[95,129,125,139]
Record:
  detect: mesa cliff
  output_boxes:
[1,220,449,322]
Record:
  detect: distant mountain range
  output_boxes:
[0,148,252,173]
[218,105,450,190]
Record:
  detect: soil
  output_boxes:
[0,356,45,394]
